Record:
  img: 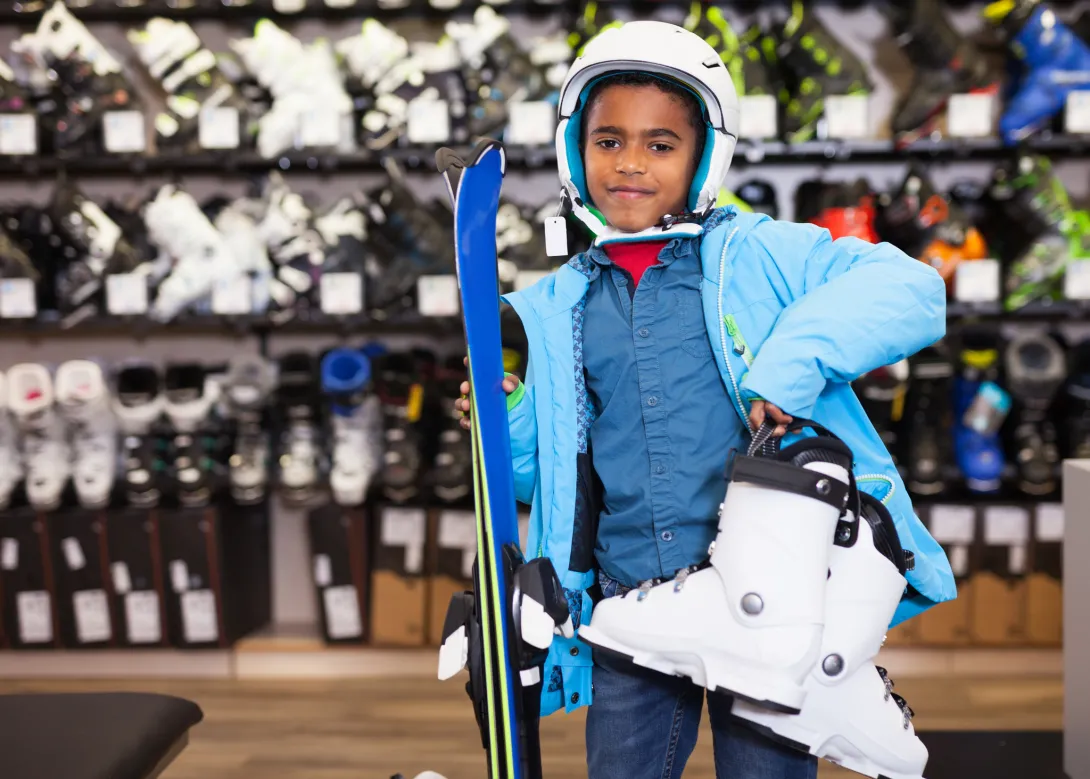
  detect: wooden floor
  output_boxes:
[0,672,1062,779]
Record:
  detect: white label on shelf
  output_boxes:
[313,553,333,588]
[199,106,241,150]
[381,507,427,574]
[1009,545,1027,576]
[111,561,132,595]
[0,114,37,156]
[984,506,1030,545]
[319,272,363,315]
[17,590,52,644]
[170,559,190,593]
[507,101,556,146]
[181,589,219,644]
[1065,90,1090,134]
[406,99,450,144]
[62,537,86,571]
[125,591,162,644]
[928,505,976,544]
[323,584,363,639]
[1,537,17,571]
[515,270,550,291]
[1037,503,1064,542]
[738,95,778,140]
[273,0,307,12]
[301,110,342,148]
[954,259,1001,303]
[1065,258,1090,300]
[438,510,478,578]
[103,111,147,154]
[417,275,460,317]
[947,93,995,138]
[824,95,869,139]
[948,545,970,578]
[74,589,112,644]
[212,274,252,315]
[0,278,36,319]
[105,273,148,316]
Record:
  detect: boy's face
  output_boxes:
[583,84,700,233]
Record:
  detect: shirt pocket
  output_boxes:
[676,293,713,359]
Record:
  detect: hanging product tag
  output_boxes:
[544,216,568,257]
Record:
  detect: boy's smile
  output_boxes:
[583,83,702,234]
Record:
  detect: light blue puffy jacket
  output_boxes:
[500,206,957,717]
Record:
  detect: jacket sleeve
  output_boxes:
[739,222,947,419]
[507,355,539,506]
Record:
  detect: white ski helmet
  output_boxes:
[556,21,740,240]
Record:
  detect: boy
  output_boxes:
[458,20,955,779]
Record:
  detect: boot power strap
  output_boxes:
[730,455,851,512]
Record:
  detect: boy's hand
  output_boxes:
[749,400,793,438]
[455,356,520,430]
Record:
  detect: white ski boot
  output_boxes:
[577,420,854,713]
[113,363,166,508]
[220,356,276,506]
[730,493,928,779]
[164,363,220,508]
[0,371,23,510]
[321,348,382,507]
[8,363,70,512]
[56,360,117,510]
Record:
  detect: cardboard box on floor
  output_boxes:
[370,503,428,646]
[970,505,1030,646]
[1026,502,1063,645]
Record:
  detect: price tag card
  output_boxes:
[181,589,219,643]
[106,273,148,316]
[111,561,132,595]
[125,591,162,644]
[62,537,86,571]
[0,114,37,156]
[824,95,869,140]
[947,93,995,138]
[381,506,427,574]
[1065,258,1090,300]
[320,272,363,315]
[313,553,333,588]
[417,275,460,317]
[1037,503,1064,542]
[103,110,147,154]
[1,537,16,571]
[323,585,363,639]
[170,559,190,593]
[927,505,976,544]
[301,110,341,148]
[438,510,478,578]
[507,101,556,146]
[407,99,450,144]
[74,589,112,644]
[199,106,241,150]
[17,590,52,644]
[984,506,1030,545]
[212,274,252,315]
[954,259,1000,303]
[1065,90,1090,134]
[515,270,550,291]
[0,278,36,319]
[739,95,778,140]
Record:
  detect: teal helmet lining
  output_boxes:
[563,70,717,213]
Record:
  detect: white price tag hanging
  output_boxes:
[417,275,460,317]
[507,101,556,146]
[313,554,333,588]
[0,115,37,156]
[181,589,219,643]
[738,95,778,140]
[438,510,478,579]
[823,95,869,140]
[301,110,342,148]
[62,537,86,571]
[212,274,252,315]
[17,590,52,644]
[984,506,1030,545]
[381,506,427,574]
[170,559,190,593]
[103,110,147,154]
[199,106,241,150]
[74,589,112,644]
[407,99,450,144]
[319,272,363,315]
[1037,503,1064,542]
[948,545,970,578]
[111,561,132,595]
[1065,90,1090,134]
[323,585,363,639]
[927,505,976,544]
[1,537,17,571]
[0,278,37,319]
[125,591,162,644]
[1065,258,1090,300]
[106,273,148,316]
[947,93,995,138]
[954,259,1000,303]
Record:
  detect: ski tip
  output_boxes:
[434,139,507,176]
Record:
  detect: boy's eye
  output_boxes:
[596,139,620,150]
[650,143,674,153]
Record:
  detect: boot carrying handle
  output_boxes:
[729,456,853,513]
[746,416,842,458]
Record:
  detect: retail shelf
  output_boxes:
[947,299,1090,321]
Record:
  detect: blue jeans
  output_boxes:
[586,574,818,779]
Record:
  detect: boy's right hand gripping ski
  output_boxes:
[433,139,570,779]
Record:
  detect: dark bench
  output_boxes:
[0,692,203,779]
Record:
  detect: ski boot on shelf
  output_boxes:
[984,0,1090,144]
[1063,339,1090,460]
[113,363,167,508]
[8,363,69,512]
[428,355,473,503]
[55,360,117,510]
[733,180,780,219]
[0,371,23,510]
[852,360,910,469]
[163,363,221,508]
[373,352,425,504]
[807,181,879,242]
[220,355,276,506]
[953,334,1008,495]
[883,0,999,146]
[274,351,325,506]
[903,346,956,497]
[321,348,382,507]
[578,419,854,713]
[1004,332,1065,496]
[730,491,926,779]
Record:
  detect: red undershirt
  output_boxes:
[604,241,668,288]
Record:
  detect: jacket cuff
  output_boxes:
[505,373,526,411]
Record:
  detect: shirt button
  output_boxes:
[655,464,666,474]
[647,396,658,406]
[661,530,674,542]
[638,328,649,338]
[571,692,580,704]
[570,646,579,657]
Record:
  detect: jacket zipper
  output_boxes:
[857,474,896,504]
[723,314,754,368]
[715,226,752,432]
